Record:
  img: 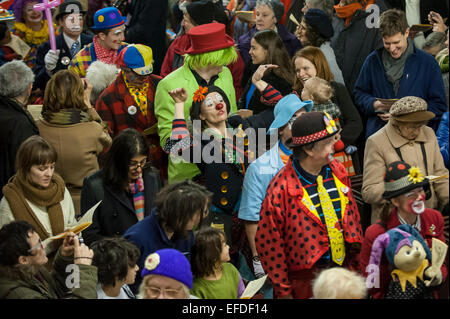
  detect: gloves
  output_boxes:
[44,49,60,71]
[345,145,358,155]
[424,266,443,287]
[253,257,265,279]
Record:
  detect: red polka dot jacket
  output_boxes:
[255,158,363,297]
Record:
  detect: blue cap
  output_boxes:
[267,94,313,135]
[91,7,126,30]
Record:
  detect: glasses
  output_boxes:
[145,286,184,299]
[287,116,298,129]
[403,188,425,200]
[128,161,150,171]
[28,239,44,253]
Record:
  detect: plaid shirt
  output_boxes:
[96,73,166,175]
[69,42,127,77]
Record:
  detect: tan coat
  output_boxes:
[37,119,111,215]
[362,121,449,223]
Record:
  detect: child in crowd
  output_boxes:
[312,267,368,299]
[0,21,24,66]
[91,237,141,299]
[301,77,341,121]
[190,227,245,299]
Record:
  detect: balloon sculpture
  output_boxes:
[33,0,61,51]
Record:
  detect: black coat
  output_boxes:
[0,96,39,197]
[385,0,448,27]
[34,33,93,91]
[80,167,162,246]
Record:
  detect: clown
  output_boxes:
[360,161,447,299]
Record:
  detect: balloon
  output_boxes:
[33,0,61,51]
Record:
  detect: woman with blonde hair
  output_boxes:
[37,69,111,215]
[0,135,76,254]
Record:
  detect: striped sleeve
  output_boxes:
[259,84,283,106]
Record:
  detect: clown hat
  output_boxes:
[118,44,153,75]
[91,7,126,30]
[185,22,235,55]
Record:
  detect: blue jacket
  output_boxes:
[238,141,285,222]
[353,45,447,139]
[123,208,195,293]
[437,111,449,168]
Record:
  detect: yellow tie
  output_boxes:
[316,175,346,265]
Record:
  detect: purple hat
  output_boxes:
[12,0,42,23]
[141,249,193,289]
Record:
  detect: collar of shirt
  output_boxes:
[190,68,219,86]
[63,32,81,52]
[292,157,330,185]
[397,211,421,232]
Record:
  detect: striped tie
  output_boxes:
[70,41,80,57]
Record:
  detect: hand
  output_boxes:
[252,64,278,84]
[60,231,76,257]
[82,78,93,107]
[377,112,390,122]
[408,30,419,39]
[238,109,253,119]
[428,11,447,33]
[373,100,390,112]
[169,87,188,104]
[424,266,443,287]
[73,235,94,265]
[44,49,60,71]
[252,258,266,278]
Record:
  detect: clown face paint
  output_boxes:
[398,188,426,215]
[64,13,83,33]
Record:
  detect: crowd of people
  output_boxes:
[0,0,448,300]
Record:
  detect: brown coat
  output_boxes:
[362,121,449,223]
[37,118,111,214]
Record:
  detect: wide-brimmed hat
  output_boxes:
[389,96,435,122]
[185,22,234,55]
[267,94,313,134]
[141,249,193,289]
[117,44,153,75]
[55,0,86,21]
[286,111,340,148]
[91,7,126,30]
[382,161,431,200]
[304,8,334,39]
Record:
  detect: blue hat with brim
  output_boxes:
[267,94,313,135]
[91,7,126,30]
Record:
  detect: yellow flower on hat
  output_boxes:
[408,166,424,184]
[144,253,160,270]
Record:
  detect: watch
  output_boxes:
[252,255,260,262]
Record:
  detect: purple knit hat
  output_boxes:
[12,0,44,23]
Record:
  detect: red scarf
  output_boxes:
[334,0,375,26]
[93,35,118,65]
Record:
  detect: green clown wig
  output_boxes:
[184,46,238,69]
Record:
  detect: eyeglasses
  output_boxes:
[287,116,298,129]
[128,160,150,170]
[28,239,44,253]
[403,188,425,200]
[145,286,184,299]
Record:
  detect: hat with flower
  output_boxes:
[190,85,231,122]
[382,161,431,200]
[286,111,341,148]
[141,249,193,289]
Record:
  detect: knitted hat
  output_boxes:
[286,111,340,147]
[141,249,193,289]
[257,0,284,23]
[190,85,231,121]
[91,7,126,30]
[382,161,430,200]
[389,96,435,122]
[185,22,234,55]
[55,0,86,21]
[185,0,215,26]
[267,94,313,134]
[368,224,431,270]
[117,44,153,75]
[304,8,334,39]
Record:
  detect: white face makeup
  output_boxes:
[64,13,83,33]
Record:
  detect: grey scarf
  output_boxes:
[382,38,414,95]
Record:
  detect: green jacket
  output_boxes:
[0,250,98,299]
[155,64,237,183]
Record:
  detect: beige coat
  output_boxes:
[362,121,449,223]
[37,118,111,215]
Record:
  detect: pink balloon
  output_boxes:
[33,0,61,51]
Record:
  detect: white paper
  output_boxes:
[240,275,268,299]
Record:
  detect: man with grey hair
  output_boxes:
[0,60,39,197]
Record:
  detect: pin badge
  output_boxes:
[61,56,71,65]
[128,105,137,115]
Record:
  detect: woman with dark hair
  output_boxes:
[295,8,344,85]
[80,128,161,246]
[123,180,213,293]
[37,70,111,216]
[0,135,76,255]
[239,29,294,126]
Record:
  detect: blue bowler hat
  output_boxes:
[91,7,126,30]
[267,94,313,135]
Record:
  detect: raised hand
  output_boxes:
[169,87,188,104]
